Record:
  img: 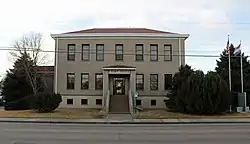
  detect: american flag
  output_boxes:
[226,36,230,56]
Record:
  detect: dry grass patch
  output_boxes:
[0,108,106,119]
[133,110,250,119]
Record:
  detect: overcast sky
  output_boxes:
[0,0,250,78]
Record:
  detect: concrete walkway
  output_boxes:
[0,117,250,124]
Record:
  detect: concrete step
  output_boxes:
[109,95,129,113]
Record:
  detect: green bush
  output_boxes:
[165,65,232,114]
[30,92,62,113]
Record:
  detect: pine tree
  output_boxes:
[1,53,34,110]
[215,44,250,107]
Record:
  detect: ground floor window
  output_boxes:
[95,73,103,89]
[150,74,158,90]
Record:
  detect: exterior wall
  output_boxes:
[59,96,102,108]
[55,36,187,109]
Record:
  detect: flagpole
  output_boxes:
[228,35,232,92]
[240,50,243,93]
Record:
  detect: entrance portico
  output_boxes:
[102,65,136,113]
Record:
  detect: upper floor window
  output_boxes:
[164,44,172,61]
[67,44,75,61]
[150,44,158,61]
[67,73,75,89]
[96,44,104,61]
[115,44,123,61]
[150,74,158,90]
[82,44,90,61]
[95,73,103,90]
[135,44,143,61]
[136,74,144,90]
[164,74,172,90]
[81,73,89,89]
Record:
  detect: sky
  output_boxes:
[0,0,250,78]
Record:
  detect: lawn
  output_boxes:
[0,108,106,119]
[133,109,250,119]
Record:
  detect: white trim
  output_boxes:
[51,33,190,39]
[54,38,58,93]
[55,37,183,40]
[103,67,136,70]
[178,38,182,66]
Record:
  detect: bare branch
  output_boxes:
[10,32,46,95]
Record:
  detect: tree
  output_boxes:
[10,32,49,96]
[164,64,194,111]
[165,65,232,114]
[215,44,250,107]
[1,54,34,110]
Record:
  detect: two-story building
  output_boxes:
[51,28,189,113]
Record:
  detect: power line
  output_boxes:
[0,46,249,53]
[0,48,247,58]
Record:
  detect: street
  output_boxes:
[0,123,250,144]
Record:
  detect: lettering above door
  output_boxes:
[109,70,130,74]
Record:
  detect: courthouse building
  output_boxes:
[50,28,189,113]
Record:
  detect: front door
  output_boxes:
[113,78,125,95]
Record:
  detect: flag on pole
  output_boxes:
[226,36,230,56]
[233,41,241,56]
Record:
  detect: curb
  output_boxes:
[0,120,250,124]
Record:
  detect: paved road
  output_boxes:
[0,123,250,144]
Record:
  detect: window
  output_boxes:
[81,99,88,105]
[151,100,156,106]
[150,74,158,90]
[136,74,144,90]
[81,73,89,89]
[67,44,75,61]
[165,74,173,90]
[164,45,172,61]
[150,44,158,61]
[67,99,73,105]
[95,73,103,89]
[67,73,75,89]
[115,44,123,60]
[82,44,90,61]
[136,100,141,106]
[96,99,102,105]
[135,44,143,61]
[96,44,104,61]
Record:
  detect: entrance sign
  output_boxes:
[109,70,130,74]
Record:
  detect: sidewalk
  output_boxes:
[0,117,250,124]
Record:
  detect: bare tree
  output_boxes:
[10,32,49,95]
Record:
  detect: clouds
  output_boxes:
[0,0,249,74]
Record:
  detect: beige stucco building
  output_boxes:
[50,28,189,114]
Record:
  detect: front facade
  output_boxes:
[51,28,189,113]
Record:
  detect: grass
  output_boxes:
[133,109,250,119]
[0,108,106,119]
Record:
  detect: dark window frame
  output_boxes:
[164,44,172,61]
[96,44,104,61]
[67,99,73,105]
[67,73,75,90]
[135,44,144,61]
[95,73,103,90]
[164,74,173,90]
[136,74,144,90]
[150,74,158,90]
[81,73,89,90]
[96,99,102,105]
[82,44,90,61]
[150,44,158,61]
[67,44,76,61]
[81,99,88,105]
[115,44,123,61]
[151,100,156,106]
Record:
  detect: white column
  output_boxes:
[102,70,109,110]
[178,38,182,66]
[54,38,58,93]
